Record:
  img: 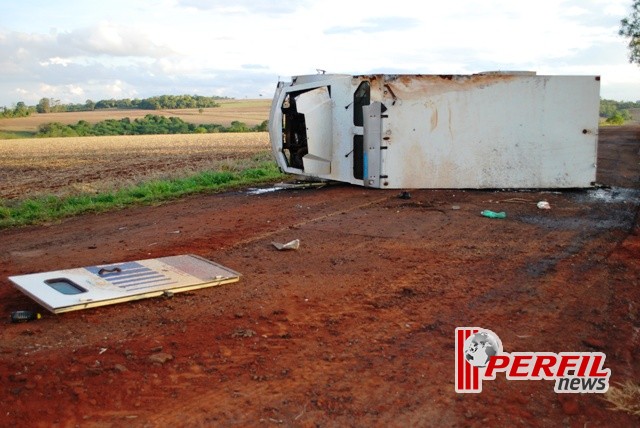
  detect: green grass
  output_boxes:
[0,161,285,228]
[0,130,37,139]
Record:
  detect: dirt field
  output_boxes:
[0,133,270,200]
[0,99,271,133]
[0,126,638,427]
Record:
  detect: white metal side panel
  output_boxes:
[9,255,240,313]
[296,87,333,174]
[380,75,599,188]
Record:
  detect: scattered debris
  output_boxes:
[272,239,300,251]
[497,197,533,204]
[10,310,41,323]
[294,402,308,420]
[399,191,412,200]
[537,201,551,209]
[452,205,461,210]
[148,352,174,364]
[231,328,257,338]
[481,210,507,219]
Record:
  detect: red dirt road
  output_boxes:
[0,126,639,427]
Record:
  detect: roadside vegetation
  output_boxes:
[0,154,284,228]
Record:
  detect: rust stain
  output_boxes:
[383,84,398,103]
[381,73,523,100]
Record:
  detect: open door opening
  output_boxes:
[281,92,308,169]
[280,86,333,175]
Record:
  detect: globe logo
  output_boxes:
[463,330,502,368]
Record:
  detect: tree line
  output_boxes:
[1,95,227,118]
[35,115,269,138]
[0,102,37,118]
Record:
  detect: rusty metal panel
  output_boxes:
[269,72,600,189]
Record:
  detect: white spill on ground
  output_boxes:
[245,181,327,195]
[246,187,282,195]
[584,187,640,204]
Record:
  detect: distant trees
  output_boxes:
[90,95,223,111]
[137,95,221,110]
[0,102,36,118]
[36,98,51,113]
[36,98,78,113]
[2,95,226,116]
[620,1,640,65]
[13,102,31,117]
[35,115,269,137]
[600,98,639,124]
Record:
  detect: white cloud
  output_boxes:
[0,0,638,106]
[58,23,173,58]
[325,17,421,34]
[176,0,308,14]
[40,57,73,67]
[68,85,85,96]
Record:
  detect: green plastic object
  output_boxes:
[481,210,507,219]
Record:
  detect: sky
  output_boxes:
[0,0,638,107]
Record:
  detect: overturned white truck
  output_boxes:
[268,72,600,189]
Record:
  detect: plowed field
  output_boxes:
[0,132,269,200]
